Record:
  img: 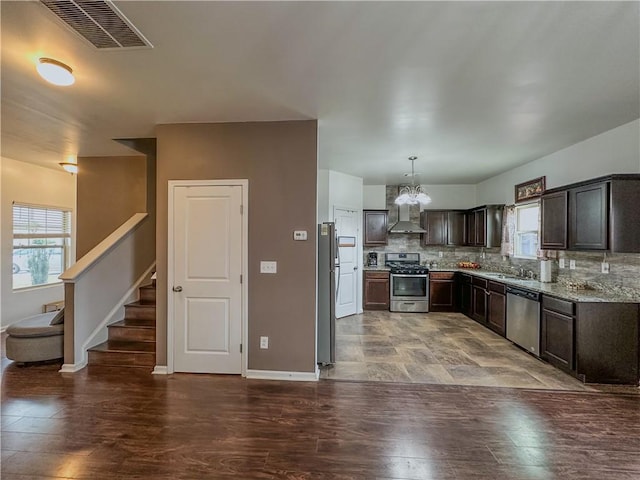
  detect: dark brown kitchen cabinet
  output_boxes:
[363,210,388,247]
[457,273,472,317]
[569,181,608,250]
[575,302,639,384]
[541,191,568,249]
[474,208,486,246]
[363,271,390,310]
[487,281,506,336]
[541,296,575,372]
[471,276,488,324]
[465,205,503,247]
[421,210,465,246]
[429,271,456,312]
[540,174,640,253]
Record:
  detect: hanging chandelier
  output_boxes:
[394,156,432,205]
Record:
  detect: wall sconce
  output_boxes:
[59,162,78,174]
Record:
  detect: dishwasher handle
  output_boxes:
[506,286,540,302]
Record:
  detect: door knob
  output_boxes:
[353,266,358,271]
[172,286,183,292]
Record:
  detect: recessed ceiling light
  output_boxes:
[59,162,78,174]
[37,58,75,86]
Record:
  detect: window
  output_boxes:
[514,202,539,259]
[13,203,71,289]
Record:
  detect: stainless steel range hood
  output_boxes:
[388,203,426,233]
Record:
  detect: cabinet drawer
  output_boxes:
[488,281,506,294]
[430,271,455,280]
[542,295,575,316]
[365,271,390,279]
[472,276,488,289]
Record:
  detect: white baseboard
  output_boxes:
[152,365,168,375]
[59,361,87,373]
[0,326,7,334]
[246,368,319,382]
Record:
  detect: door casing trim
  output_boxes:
[167,179,249,375]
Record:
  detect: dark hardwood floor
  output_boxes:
[2,350,640,480]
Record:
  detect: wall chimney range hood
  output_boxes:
[388,203,426,233]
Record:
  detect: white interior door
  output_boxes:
[334,207,358,318]
[172,184,243,373]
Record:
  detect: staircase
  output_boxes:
[88,283,156,369]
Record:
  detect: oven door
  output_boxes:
[390,274,429,312]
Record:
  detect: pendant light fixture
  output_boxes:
[36,58,75,86]
[394,156,432,205]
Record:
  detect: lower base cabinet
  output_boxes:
[429,272,456,312]
[471,277,488,325]
[363,271,390,310]
[457,273,472,317]
[487,281,506,337]
[575,302,639,384]
[541,308,575,372]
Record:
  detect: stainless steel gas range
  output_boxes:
[385,253,429,313]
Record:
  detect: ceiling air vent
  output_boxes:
[40,0,152,49]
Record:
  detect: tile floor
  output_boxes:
[320,311,626,392]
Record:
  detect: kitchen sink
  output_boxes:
[483,272,517,280]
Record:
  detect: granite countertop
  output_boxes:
[429,268,640,304]
[363,265,391,271]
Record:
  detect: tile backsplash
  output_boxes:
[365,237,640,296]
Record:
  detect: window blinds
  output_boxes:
[13,203,71,239]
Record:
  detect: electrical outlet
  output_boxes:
[438,251,443,258]
[569,259,576,270]
[481,252,486,259]
[601,262,610,274]
[260,336,269,349]
[260,261,277,274]
[559,258,565,269]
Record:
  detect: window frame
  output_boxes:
[513,201,540,260]
[12,202,72,291]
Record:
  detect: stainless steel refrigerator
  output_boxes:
[317,222,337,365]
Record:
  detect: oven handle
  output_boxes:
[391,274,428,279]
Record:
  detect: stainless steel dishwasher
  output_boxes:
[506,286,541,356]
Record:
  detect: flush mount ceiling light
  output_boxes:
[395,156,432,206]
[59,162,78,174]
[36,58,75,86]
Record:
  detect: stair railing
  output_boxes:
[59,212,155,372]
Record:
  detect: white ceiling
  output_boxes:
[2,1,638,185]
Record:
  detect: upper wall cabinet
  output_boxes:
[420,210,465,246]
[541,174,640,253]
[466,205,503,248]
[541,191,568,249]
[363,209,388,246]
[569,181,608,250]
[421,206,502,248]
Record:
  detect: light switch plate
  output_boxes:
[569,259,576,270]
[559,258,565,269]
[260,336,269,349]
[260,261,277,274]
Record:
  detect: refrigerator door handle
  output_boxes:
[335,264,340,302]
